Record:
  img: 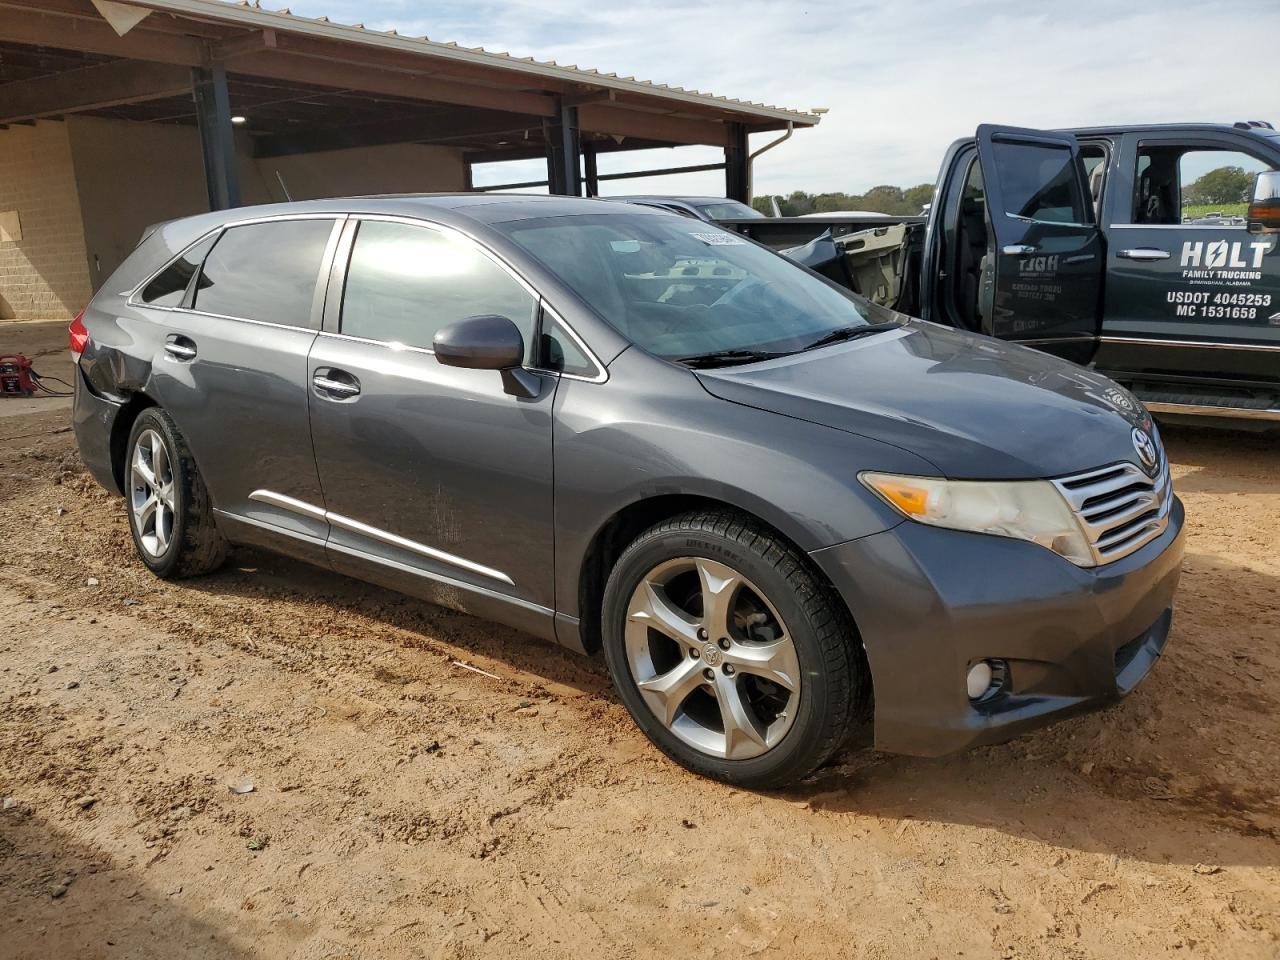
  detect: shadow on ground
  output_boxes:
[0,807,252,960]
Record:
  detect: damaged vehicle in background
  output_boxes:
[719,121,1280,425]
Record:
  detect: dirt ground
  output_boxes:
[1,318,1277,960]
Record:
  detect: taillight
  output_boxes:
[69,309,88,363]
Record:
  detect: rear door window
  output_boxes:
[192,219,335,328]
[340,219,538,357]
[1131,146,1275,225]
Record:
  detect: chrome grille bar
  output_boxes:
[1052,453,1172,565]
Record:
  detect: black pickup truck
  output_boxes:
[719,122,1280,424]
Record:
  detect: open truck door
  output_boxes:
[975,124,1104,364]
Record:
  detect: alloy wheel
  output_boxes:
[130,428,176,557]
[624,557,801,760]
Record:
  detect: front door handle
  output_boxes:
[1001,244,1039,256]
[1117,248,1171,261]
[163,334,197,362]
[312,368,361,400]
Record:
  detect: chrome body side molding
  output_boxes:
[247,489,514,585]
[1099,336,1280,353]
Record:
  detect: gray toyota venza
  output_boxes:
[71,195,1185,787]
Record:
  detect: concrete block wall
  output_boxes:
[0,122,94,320]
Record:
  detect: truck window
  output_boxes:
[954,159,990,332]
[1133,145,1276,226]
[1178,150,1274,223]
[988,140,1088,224]
[1081,145,1107,216]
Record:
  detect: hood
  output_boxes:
[695,321,1156,480]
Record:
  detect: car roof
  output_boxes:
[610,196,738,205]
[188,193,671,232]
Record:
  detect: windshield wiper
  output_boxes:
[675,348,789,369]
[800,321,903,353]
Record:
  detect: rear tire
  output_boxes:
[125,407,227,579]
[601,510,868,788]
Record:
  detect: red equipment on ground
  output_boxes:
[0,353,37,397]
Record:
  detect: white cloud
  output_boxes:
[286,0,1280,197]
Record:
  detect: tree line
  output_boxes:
[752,183,935,217]
[753,166,1260,217]
[1182,166,1257,206]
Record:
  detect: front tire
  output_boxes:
[125,407,227,579]
[601,510,868,788]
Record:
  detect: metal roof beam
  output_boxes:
[251,110,542,159]
[0,5,205,64]
[0,57,191,123]
[213,28,276,61]
[229,48,559,118]
[464,137,674,165]
[578,104,728,148]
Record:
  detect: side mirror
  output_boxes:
[1247,170,1280,234]
[433,314,539,399]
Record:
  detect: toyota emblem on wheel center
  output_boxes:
[1132,427,1158,473]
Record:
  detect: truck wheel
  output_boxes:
[601,510,867,788]
[125,407,227,579]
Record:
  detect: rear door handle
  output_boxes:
[163,334,197,362]
[1001,244,1039,256]
[1117,248,1171,261]
[312,368,360,400]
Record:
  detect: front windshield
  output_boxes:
[694,200,765,220]
[496,213,883,361]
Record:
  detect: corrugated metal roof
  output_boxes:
[125,0,819,126]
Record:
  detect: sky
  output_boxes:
[284,0,1280,198]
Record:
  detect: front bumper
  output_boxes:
[811,496,1186,757]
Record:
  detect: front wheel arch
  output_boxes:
[578,495,870,676]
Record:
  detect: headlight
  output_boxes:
[860,472,1094,567]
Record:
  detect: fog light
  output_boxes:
[967,661,994,700]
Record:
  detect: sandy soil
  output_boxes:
[1,319,1278,960]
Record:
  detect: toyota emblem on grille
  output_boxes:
[1132,427,1158,474]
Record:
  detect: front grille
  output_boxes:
[1052,453,1172,565]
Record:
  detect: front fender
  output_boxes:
[550,349,936,626]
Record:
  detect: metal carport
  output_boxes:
[0,0,818,207]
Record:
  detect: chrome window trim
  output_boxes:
[1099,335,1280,353]
[1108,223,1249,231]
[313,328,437,356]
[248,489,514,586]
[130,303,321,337]
[540,301,608,384]
[336,212,609,383]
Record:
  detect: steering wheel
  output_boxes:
[711,276,772,309]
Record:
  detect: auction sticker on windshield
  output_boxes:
[690,232,745,245]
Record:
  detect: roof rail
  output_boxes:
[1234,120,1275,130]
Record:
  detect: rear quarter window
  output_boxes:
[192,219,335,328]
[137,235,216,307]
